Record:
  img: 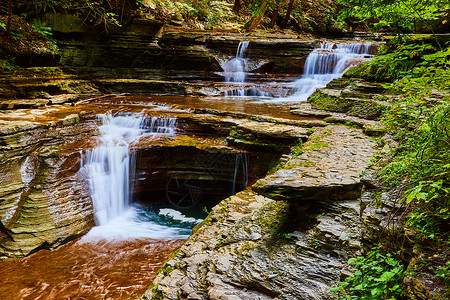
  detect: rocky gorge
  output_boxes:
[0,12,448,300]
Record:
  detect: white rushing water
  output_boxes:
[83,114,147,225]
[80,113,193,241]
[222,41,250,83]
[278,42,375,102]
[232,153,249,195]
[218,41,374,101]
[218,41,270,97]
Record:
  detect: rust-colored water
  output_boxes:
[0,238,184,300]
[91,94,308,121]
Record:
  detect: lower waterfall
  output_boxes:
[80,113,200,240]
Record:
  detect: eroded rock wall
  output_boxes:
[0,114,96,258]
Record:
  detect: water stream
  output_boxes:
[218,41,271,97]
[223,41,250,83]
[0,38,378,299]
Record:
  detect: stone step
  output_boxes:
[290,102,386,136]
[0,94,82,110]
[306,88,389,120]
[191,107,327,127]
[252,125,378,201]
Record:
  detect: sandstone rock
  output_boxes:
[187,114,312,152]
[403,253,449,300]
[290,102,386,136]
[253,125,377,201]
[0,110,97,258]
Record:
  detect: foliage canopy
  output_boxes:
[337,0,450,32]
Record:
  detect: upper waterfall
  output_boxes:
[282,42,376,102]
[217,41,270,97]
[220,41,250,83]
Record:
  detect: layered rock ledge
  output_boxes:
[253,125,377,201]
[143,124,377,299]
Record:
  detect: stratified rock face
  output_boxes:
[0,113,96,258]
[253,125,377,201]
[143,125,377,300]
[143,189,362,300]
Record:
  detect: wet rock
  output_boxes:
[307,88,388,120]
[206,36,314,74]
[0,67,98,104]
[143,189,362,300]
[403,253,449,300]
[186,113,310,152]
[253,125,377,201]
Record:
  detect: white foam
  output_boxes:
[263,42,376,103]
[159,208,203,224]
[81,207,190,242]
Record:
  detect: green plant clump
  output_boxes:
[331,246,405,300]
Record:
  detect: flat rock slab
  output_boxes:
[253,125,377,201]
[189,114,312,151]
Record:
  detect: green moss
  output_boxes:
[151,287,167,300]
[30,67,63,76]
[308,90,353,113]
[163,265,176,276]
[343,63,367,78]
[257,200,290,235]
[302,136,329,151]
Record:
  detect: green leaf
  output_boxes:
[379,271,395,282]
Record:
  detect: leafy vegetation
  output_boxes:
[0,0,346,35]
[0,14,58,55]
[333,35,450,299]
[331,246,405,300]
[337,0,449,33]
[373,39,450,243]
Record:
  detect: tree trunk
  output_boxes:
[5,0,13,35]
[243,0,269,32]
[269,2,281,28]
[281,0,295,28]
[233,0,240,13]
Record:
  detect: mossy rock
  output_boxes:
[308,90,353,113]
[308,89,386,120]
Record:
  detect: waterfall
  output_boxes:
[82,114,178,226]
[232,153,249,194]
[149,117,177,134]
[222,41,250,83]
[217,41,269,97]
[82,113,148,225]
[80,113,195,240]
[283,42,375,102]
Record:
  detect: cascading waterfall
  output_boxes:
[282,42,375,102]
[80,113,198,240]
[218,41,270,97]
[82,113,148,225]
[222,41,250,84]
[149,116,177,134]
[232,153,249,195]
